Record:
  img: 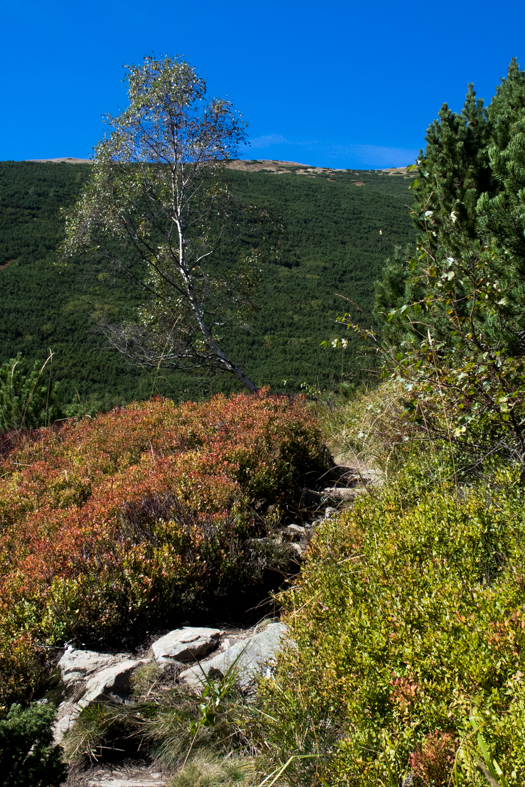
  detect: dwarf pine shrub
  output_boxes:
[0,702,65,787]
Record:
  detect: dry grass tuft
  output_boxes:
[316,381,413,473]
[168,752,254,787]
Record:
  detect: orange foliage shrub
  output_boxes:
[0,392,328,704]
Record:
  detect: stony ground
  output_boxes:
[60,462,376,787]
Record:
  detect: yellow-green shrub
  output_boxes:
[255,456,525,786]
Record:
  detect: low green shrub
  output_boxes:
[0,702,65,787]
[253,453,525,786]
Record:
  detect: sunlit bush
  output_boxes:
[255,454,525,786]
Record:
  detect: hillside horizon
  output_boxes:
[20,157,415,175]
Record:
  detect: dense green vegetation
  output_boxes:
[374,58,525,466]
[0,161,414,407]
[0,702,65,786]
[257,446,525,786]
[254,59,525,787]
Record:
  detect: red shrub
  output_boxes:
[0,392,328,704]
[409,731,458,786]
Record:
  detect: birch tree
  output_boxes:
[62,55,261,392]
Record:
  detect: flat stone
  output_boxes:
[88,778,166,787]
[88,781,164,787]
[179,622,287,688]
[151,626,221,664]
[59,647,128,688]
[87,766,167,786]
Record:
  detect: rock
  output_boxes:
[59,647,129,689]
[282,524,306,541]
[88,779,164,787]
[54,648,146,744]
[82,659,145,704]
[323,486,365,501]
[179,622,287,688]
[86,765,167,786]
[280,524,307,558]
[324,506,338,518]
[58,648,144,701]
[53,699,80,744]
[151,626,221,664]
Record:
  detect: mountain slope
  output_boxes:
[0,161,415,405]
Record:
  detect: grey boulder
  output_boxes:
[151,627,221,664]
[59,647,129,689]
[55,648,146,744]
[282,524,306,541]
[82,659,145,704]
[179,622,287,688]
[324,486,364,501]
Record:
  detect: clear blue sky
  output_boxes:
[2,0,525,169]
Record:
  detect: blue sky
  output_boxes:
[2,0,525,169]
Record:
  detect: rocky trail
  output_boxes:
[59,462,377,787]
